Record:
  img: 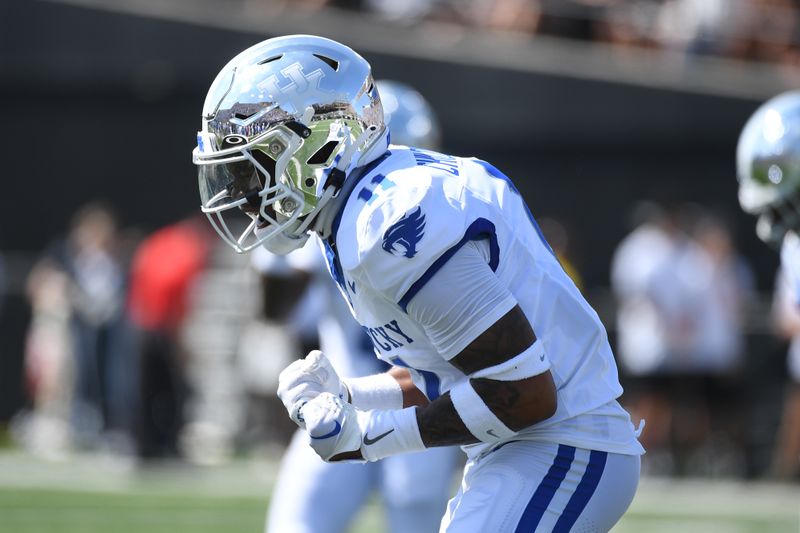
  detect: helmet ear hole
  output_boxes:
[307,140,341,165]
[221,134,247,149]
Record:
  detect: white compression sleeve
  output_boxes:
[344,373,403,411]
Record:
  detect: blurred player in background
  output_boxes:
[260,80,458,533]
[738,90,800,480]
[127,215,212,459]
[20,204,136,457]
[193,35,644,531]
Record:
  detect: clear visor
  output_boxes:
[197,153,270,215]
[193,130,306,253]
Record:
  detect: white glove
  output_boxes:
[277,350,348,427]
[301,392,426,463]
[302,392,364,462]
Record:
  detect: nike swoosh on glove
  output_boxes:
[302,393,426,463]
[277,350,349,428]
[302,392,364,462]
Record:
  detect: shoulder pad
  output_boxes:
[339,165,477,307]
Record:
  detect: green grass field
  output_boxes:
[0,450,797,533]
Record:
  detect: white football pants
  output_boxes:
[440,441,640,533]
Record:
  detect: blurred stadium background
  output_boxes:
[2,0,800,531]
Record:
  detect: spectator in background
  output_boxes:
[363,0,437,22]
[592,0,663,49]
[655,0,754,57]
[536,0,610,41]
[19,250,74,458]
[612,202,677,376]
[127,215,212,459]
[740,0,799,64]
[661,211,752,476]
[611,201,679,472]
[19,203,136,457]
[612,204,753,475]
[353,0,800,66]
[688,214,753,373]
[469,0,542,34]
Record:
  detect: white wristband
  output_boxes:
[449,380,516,443]
[344,373,403,411]
[357,406,425,462]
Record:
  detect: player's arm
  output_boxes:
[404,239,557,448]
[350,322,551,425]
[355,307,556,445]
[416,305,556,447]
[299,241,557,462]
[323,306,556,460]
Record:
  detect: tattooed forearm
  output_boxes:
[416,393,480,447]
[473,379,520,415]
[416,372,557,447]
[414,304,557,448]
[474,373,556,431]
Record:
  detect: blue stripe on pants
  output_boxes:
[553,450,608,532]
[515,444,576,532]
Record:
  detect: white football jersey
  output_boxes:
[322,146,644,456]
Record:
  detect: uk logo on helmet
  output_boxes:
[258,62,329,115]
[382,207,426,259]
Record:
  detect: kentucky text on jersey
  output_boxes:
[363,320,415,353]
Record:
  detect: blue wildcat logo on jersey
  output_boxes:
[382,207,426,258]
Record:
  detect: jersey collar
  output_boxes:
[328,150,393,246]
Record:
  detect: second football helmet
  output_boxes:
[737,90,800,246]
[376,80,440,150]
[193,35,387,254]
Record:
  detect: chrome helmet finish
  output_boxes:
[376,80,440,150]
[737,90,800,246]
[193,35,386,254]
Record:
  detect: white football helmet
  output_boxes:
[376,80,441,150]
[193,35,387,254]
[737,90,800,246]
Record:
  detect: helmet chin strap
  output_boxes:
[255,217,310,255]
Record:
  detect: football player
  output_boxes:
[193,35,644,531]
[737,90,800,479]
[260,80,460,533]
